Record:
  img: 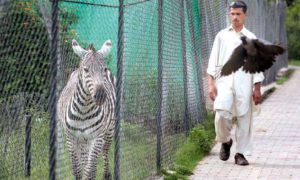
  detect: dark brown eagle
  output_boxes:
[221,36,285,76]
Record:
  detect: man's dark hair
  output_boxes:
[230,1,247,13]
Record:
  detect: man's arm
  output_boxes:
[207,33,221,102]
[208,75,217,101]
[207,33,220,77]
[253,82,262,105]
[252,72,264,105]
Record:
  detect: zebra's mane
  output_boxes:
[88,44,96,52]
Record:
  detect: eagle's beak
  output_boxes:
[240,36,247,45]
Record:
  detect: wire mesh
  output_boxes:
[0,0,51,179]
[120,0,159,178]
[199,0,229,110]
[0,0,288,179]
[55,1,120,179]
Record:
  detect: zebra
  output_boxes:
[57,39,116,180]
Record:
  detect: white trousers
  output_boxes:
[214,107,253,154]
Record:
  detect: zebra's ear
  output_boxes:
[72,39,88,58]
[98,39,112,58]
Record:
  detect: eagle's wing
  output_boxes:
[254,40,285,56]
[243,56,262,73]
[263,44,285,56]
[243,40,286,73]
[221,45,247,76]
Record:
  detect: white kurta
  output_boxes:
[207,26,264,117]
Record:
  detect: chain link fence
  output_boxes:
[0,0,51,179]
[0,0,287,179]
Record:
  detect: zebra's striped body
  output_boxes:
[58,40,115,180]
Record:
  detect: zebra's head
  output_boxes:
[72,39,112,106]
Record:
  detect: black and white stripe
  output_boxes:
[58,39,115,180]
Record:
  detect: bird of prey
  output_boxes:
[221,36,285,76]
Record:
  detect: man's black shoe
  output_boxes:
[234,153,249,166]
[219,138,232,161]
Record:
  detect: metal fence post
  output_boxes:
[24,114,31,177]
[114,0,124,179]
[180,0,190,134]
[156,0,163,172]
[49,0,59,179]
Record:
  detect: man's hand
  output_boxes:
[208,75,217,101]
[253,82,262,105]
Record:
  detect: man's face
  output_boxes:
[229,8,246,27]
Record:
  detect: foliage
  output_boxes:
[188,125,212,153]
[0,0,79,98]
[276,69,295,85]
[0,1,79,177]
[0,103,50,179]
[286,0,297,6]
[289,59,300,66]
[26,107,50,178]
[123,65,158,121]
[0,1,50,97]
[162,169,188,180]
[261,87,276,102]
[268,0,296,6]
[286,0,300,60]
[0,106,158,179]
[121,122,147,143]
[162,112,215,179]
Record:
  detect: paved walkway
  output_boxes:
[190,67,300,180]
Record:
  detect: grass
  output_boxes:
[162,112,216,180]
[276,69,295,85]
[289,59,300,66]
[262,87,276,102]
[0,109,51,180]
[0,116,162,180]
[261,59,298,100]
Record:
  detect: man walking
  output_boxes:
[207,1,264,166]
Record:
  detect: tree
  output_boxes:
[286,0,297,6]
[286,0,300,60]
[0,0,78,98]
[0,1,50,97]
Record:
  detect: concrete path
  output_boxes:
[190,68,300,180]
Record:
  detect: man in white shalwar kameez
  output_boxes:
[207,1,264,166]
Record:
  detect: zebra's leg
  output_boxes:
[83,138,104,180]
[102,132,113,180]
[80,140,89,174]
[66,134,82,180]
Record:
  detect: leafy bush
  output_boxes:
[286,0,300,60]
[162,112,215,179]
[0,1,51,97]
[0,0,79,98]
[276,69,295,85]
[188,125,212,154]
[289,59,300,66]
